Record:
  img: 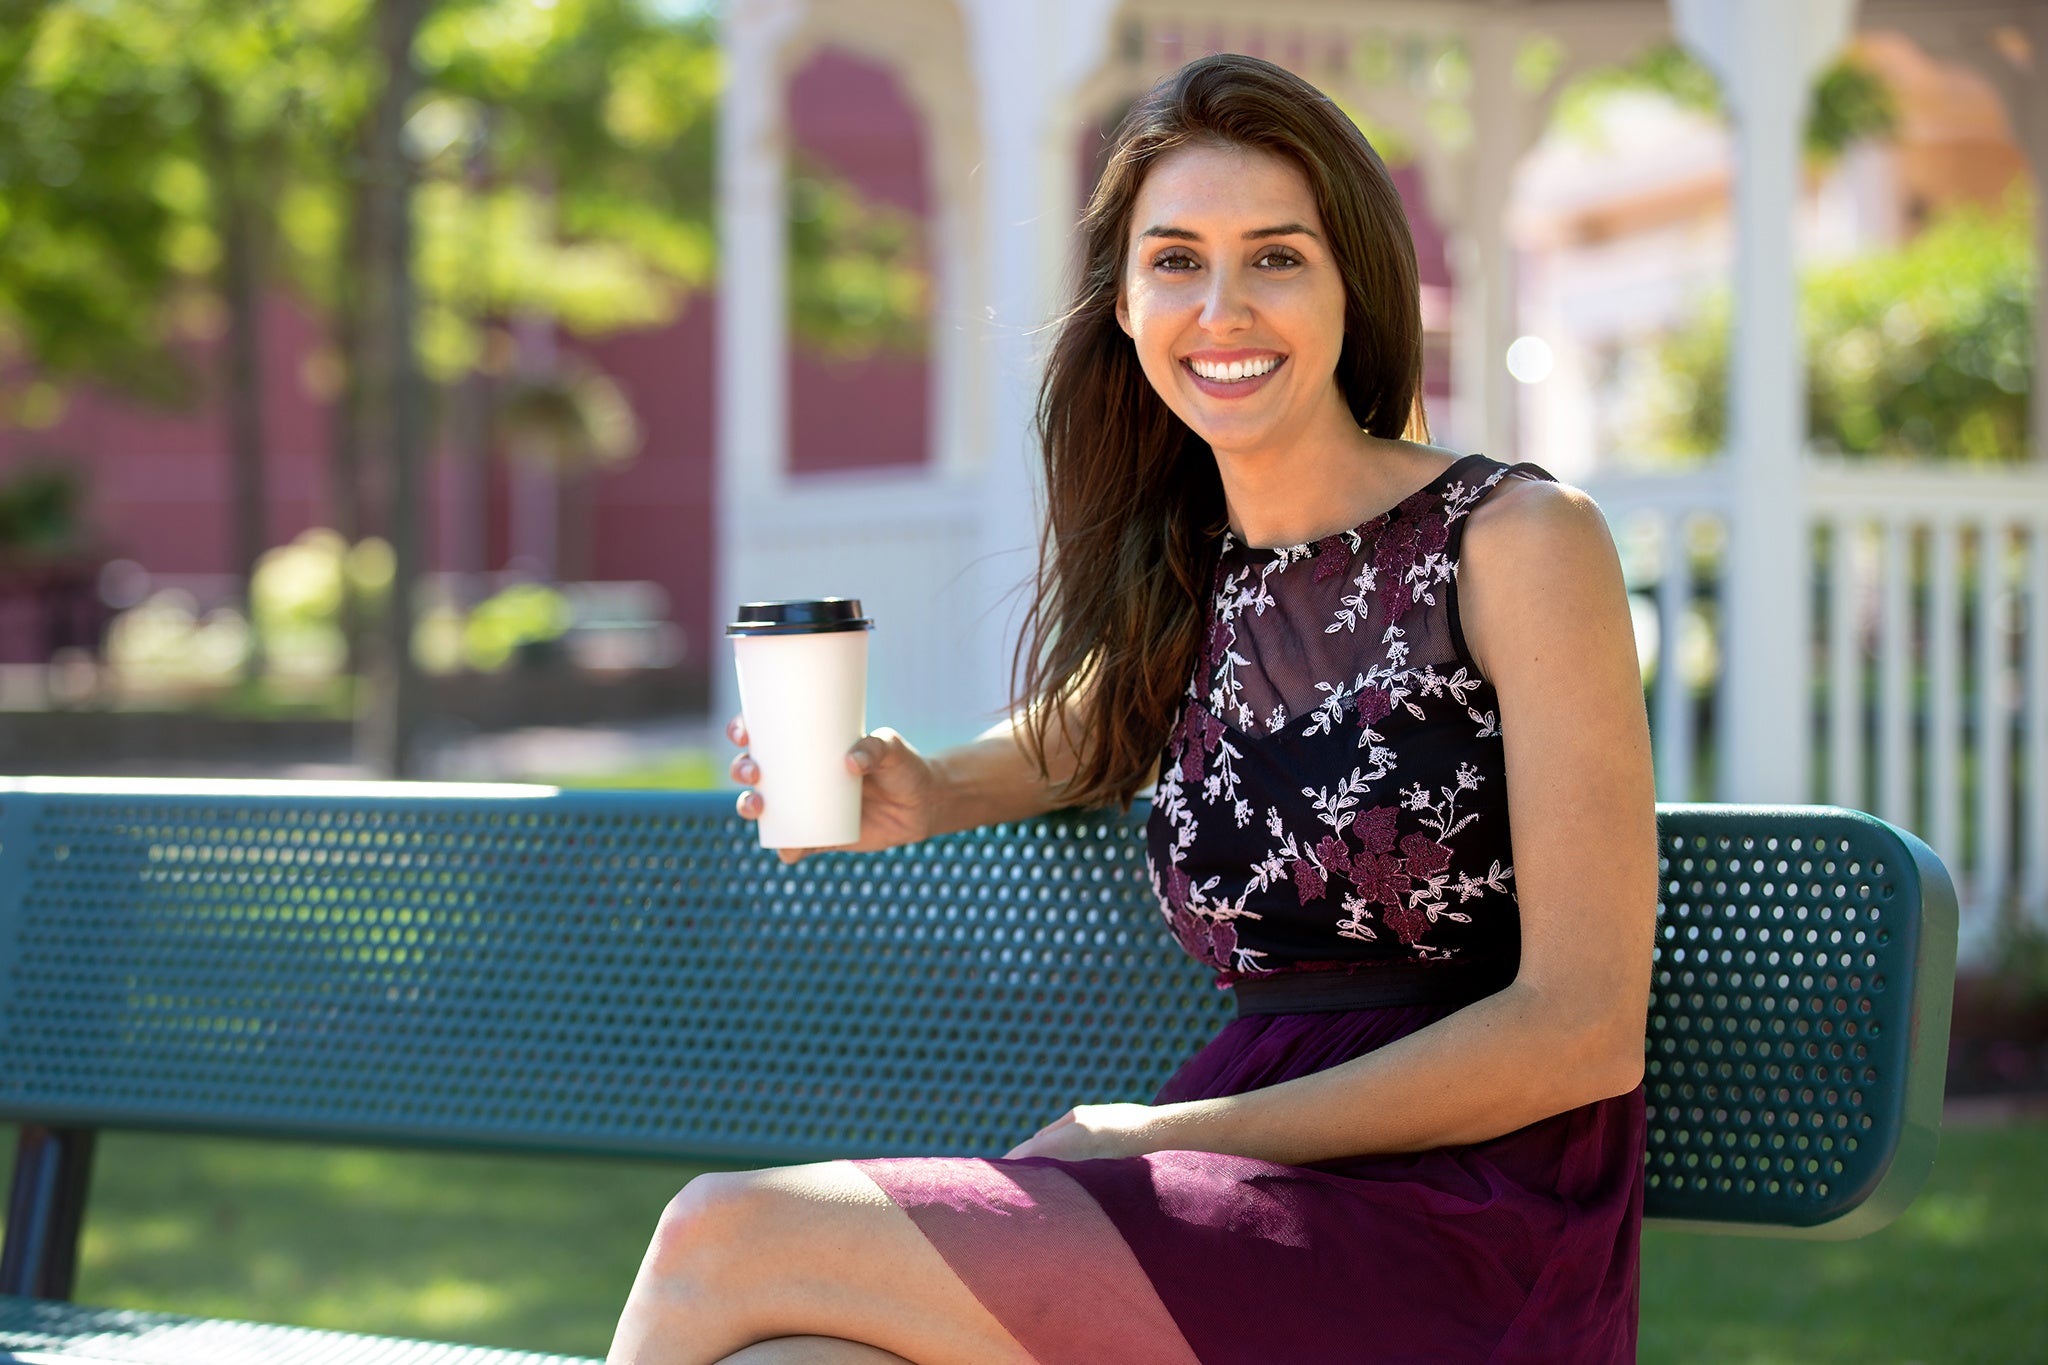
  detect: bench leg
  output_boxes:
[0,1125,96,1299]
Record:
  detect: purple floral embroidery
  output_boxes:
[1384,899,1429,945]
[1374,521,1422,623]
[1396,490,1438,519]
[1291,858,1327,904]
[1357,686,1395,731]
[1350,851,1409,908]
[1399,832,1454,880]
[1174,703,1228,782]
[1352,804,1400,855]
[1312,536,1350,583]
[1207,918,1239,965]
[1145,456,1534,977]
[1414,514,1449,560]
[1204,615,1231,673]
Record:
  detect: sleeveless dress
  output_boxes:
[855,453,1644,1363]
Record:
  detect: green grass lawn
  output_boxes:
[0,1119,2040,1361]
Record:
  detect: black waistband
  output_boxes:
[1231,959,1515,1016]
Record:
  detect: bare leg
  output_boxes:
[606,1161,1033,1365]
[714,1340,911,1364]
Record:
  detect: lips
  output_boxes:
[1181,354,1287,399]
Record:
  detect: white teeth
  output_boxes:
[1190,356,1280,382]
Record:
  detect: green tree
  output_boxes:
[1631,189,2034,463]
[0,1,199,422]
[1554,42,1900,167]
[0,0,930,769]
[1,0,371,683]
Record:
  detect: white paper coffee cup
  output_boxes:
[727,599,873,849]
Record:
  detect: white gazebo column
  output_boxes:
[1674,0,1857,804]
[962,0,1120,727]
[1434,22,1650,465]
[712,0,805,733]
[1445,29,1527,462]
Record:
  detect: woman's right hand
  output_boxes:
[727,715,942,865]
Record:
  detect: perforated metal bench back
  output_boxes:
[0,782,1952,1235]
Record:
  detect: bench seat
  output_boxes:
[0,780,1958,1360]
[0,1294,590,1364]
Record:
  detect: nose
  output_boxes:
[1198,262,1253,334]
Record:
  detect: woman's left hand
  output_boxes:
[1002,1102,1172,1160]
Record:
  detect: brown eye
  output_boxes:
[1155,251,1198,272]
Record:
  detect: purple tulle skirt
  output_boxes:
[854,1002,1644,1364]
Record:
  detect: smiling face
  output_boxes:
[1115,141,1353,461]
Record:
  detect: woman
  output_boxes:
[608,53,1655,1365]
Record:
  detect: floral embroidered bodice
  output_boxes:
[1146,452,1554,981]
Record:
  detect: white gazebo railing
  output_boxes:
[1591,459,2048,966]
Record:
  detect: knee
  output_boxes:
[644,1170,754,1283]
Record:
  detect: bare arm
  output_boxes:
[1011,479,1657,1162]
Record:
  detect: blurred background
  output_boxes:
[0,0,2043,1359]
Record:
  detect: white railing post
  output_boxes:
[1974,523,2011,942]
[1672,0,1857,804]
[1653,513,1695,801]
[1826,514,1863,810]
[2025,524,2048,929]
[1928,519,1968,943]
[1877,518,1914,831]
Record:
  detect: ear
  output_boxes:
[1115,286,1133,338]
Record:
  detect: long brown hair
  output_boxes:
[1013,53,1428,809]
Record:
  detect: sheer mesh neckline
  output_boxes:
[1217,451,1487,557]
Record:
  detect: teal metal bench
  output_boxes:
[0,779,1957,1363]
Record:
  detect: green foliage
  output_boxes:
[0,0,371,424]
[407,0,723,378]
[1555,43,1899,166]
[2,0,930,422]
[0,458,85,552]
[1990,918,2048,1008]
[0,1,201,416]
[1633,190,2035,462]
[495,363,642,472]
[247,528,393,679]
[1,0,729,426]
[460,581,571,672]
[786,156,931,359]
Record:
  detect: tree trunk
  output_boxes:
[331,120,379,679]
[198,80,268,687]
[355,0,432,780]
[450,107,497,607]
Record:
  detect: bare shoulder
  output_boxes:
[1464,471,1608,545]
[1458,475,1626,681]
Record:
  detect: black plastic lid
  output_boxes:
[726,598,874,636]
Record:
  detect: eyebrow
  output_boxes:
[1138,223,1321,243]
